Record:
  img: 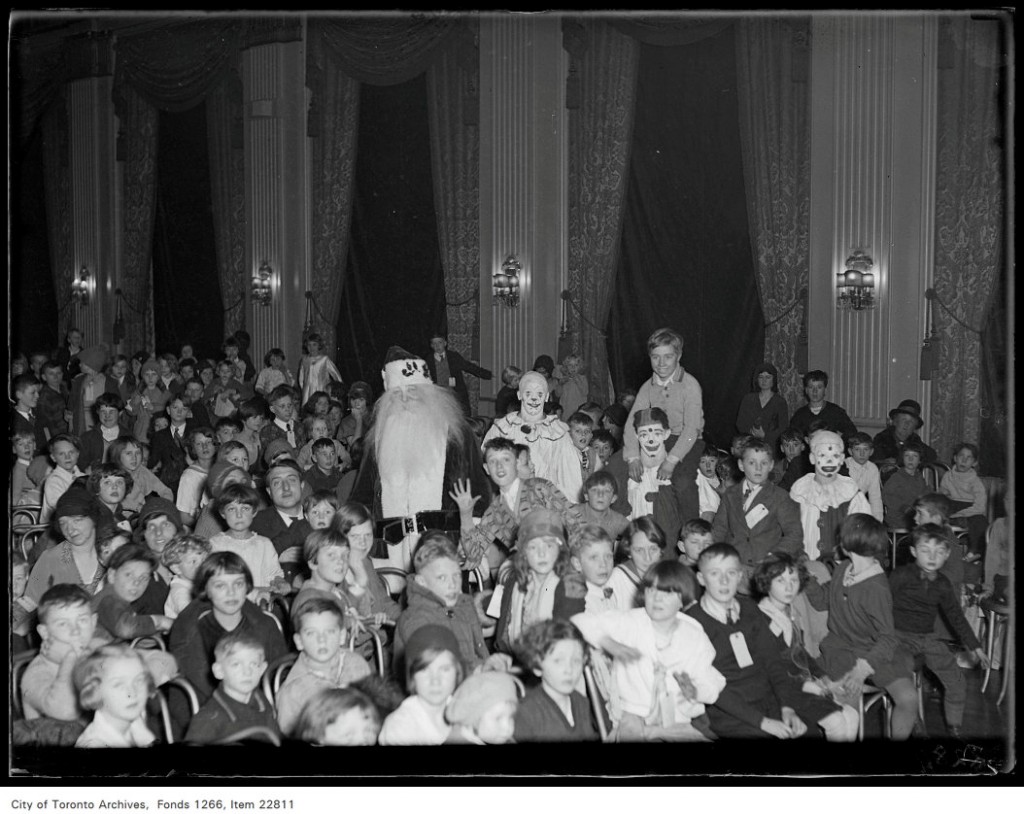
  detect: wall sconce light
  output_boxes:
[835,250,876,311]
[71,266,90,307]
[493,255,521,308]
[252,260,273,307]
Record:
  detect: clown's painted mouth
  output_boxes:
[819,466,838,474]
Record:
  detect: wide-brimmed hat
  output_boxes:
[888,399,923,429]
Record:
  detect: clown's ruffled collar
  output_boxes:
[789,473,861,511]
[495,411,569,441]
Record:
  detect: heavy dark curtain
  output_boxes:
[10,124,59,356]
[608,27,763,451]
[335,75,446,393]
[151,104,223,359]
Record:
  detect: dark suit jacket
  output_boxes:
[78,426,134,472]
[149,422,196,493]
[10,409,48,450]
[250,508,312,582]
[259,420,307,457]
[711,481,803,569]
[425,350,492,415]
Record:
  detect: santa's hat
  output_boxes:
[382,345,432,391]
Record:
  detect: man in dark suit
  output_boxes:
[424,332,493,416]
[149,394,197,494]
[711,437,803,589]
[251,459,312,584]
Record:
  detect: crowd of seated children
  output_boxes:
[605,516,667,610]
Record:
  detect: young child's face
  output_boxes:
[313,445,337,472]
[173,550,207,581]
[314,397,330,417]
[30,354,48,374]
[327,405,343,429]
[244,413,265,433]
[696,554,743,606]
[180,345,194,360]
[515,450,535,481]
[914,506,943,527]
[573,540,614,586]
[109,560,152,603]
[475,699,517,745]
[43,366,64,390]
[143,369,160,388]
[483,448,519,490]
[40,602,97,651]
[118,444,142,473]
[570,423,593,451]
[184,382,203,404]
[731,438,749,459]
[165,397,188,424]
[143,515,177,555]
[698,455,718,479]
[199,367,214,386]
[805,378,827,405]
[413,650,459,709]
[768,567,801,607]
[679,532,713,565]
[179,364,194,382]
[416,556,462,608]
[306,340,322,357]
[270,354,284,370]
[13,435,36,460]
[224,448,249,471]
[312,545,350,586]
[214,645,267,700]
[562,358,579,376]
[294,610,346,667]
[97,475,127,507]
[215,425,237,445]
[649,344,680,380]
[158,359,172,378]
[270,395,295,423]
[99,656,149,725]
[321,707,381,746]
[96,403,120,429]
[585,482,616,513]
[644,581,683,623]
[193,433,217,463]
[523,536,561,578]
[217,364,234,384]
[636,422,669,455]
[953,448,977,473]
[592,439,613,466]
[16,384,40,410]
[305,501,336,531]
[629,532,662,576]
[740,449,773,486]
[537,638,584,698]
[223,501,255,533]
[902,450,922,474]
[205,570,248,616]
[849,442,872,466]
[51,440,80,472]
[810,441,844,481]
[153,417,170,434]
[267,467,302,510]
[911,538,952,574]
[310,419,330,440]
[345,520,374,558]
[12,564,29,598]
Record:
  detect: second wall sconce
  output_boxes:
[835,250,876,311]
[71,266,90,307]
[493,254,521,308]
[252,260,273,306]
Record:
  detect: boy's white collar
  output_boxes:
[700,593,740,624]
[652,368,683,387]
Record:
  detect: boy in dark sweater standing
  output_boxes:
[889,524,989,739]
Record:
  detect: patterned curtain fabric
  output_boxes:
[112,84,159,355]
[734,18,811,414]
[41,94,75,345]
[206,69,248,336]
[306,30,361,359]
[315,15,460,86]
[929,17,1005,460]
[427,29,482,412]
[566,21,639,405]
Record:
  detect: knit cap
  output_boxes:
[137,496,183,532]
[140,359,162,379]
[52,487,101,524]
[516,507,566,547]
[445,672,519,728]
[77,345,109,373]
[263,437,296,467]
[404,624,462,674]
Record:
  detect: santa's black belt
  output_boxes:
[377,511,460,544]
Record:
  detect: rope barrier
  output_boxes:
[926,288,984,334]
[763,287,807,328]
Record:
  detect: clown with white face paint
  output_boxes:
[788,430,871,565]
[482,371,583,502]
[626,408,672,519]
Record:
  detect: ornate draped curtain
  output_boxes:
[41,93,75,345]
[112,19,245,353]
[427,24,482,410]
[206,69,248,336]
[735,18,811,412]
[930,17,1005,459]
[307,15,463,365]
[565,20,639,405]
[306,23,361,358]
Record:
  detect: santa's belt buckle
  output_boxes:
[402,516,419,537]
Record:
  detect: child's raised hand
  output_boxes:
[449,479,480,515]
[599,635,642,662]
[371,612,390,628]
[41,637,78,666]
[760,717,794,739]
[671,670,698,702]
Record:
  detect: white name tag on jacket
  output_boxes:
[745,503,769,528]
